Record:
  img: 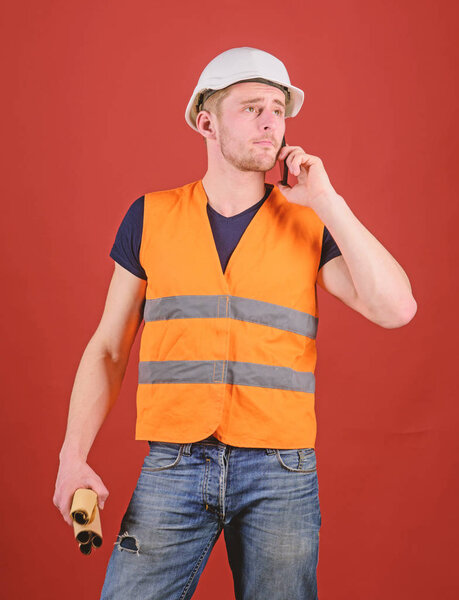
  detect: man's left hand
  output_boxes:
[276,144,338,208]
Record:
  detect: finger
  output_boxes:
[294,158,308,176]
[278,146,290,160]
[288,154,303,175]
[289,151,316,169]
[285,149,305,166]
[55,491,74,524]
[54,499,73,526]
[278,145,300,160]
[88,480,110,509]
[98,493,108,509]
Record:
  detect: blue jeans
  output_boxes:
[100,435,321,599]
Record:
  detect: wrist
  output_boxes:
[311,192,347,221]
[59,442,87,463]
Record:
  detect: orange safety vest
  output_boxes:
[136,179,325,449]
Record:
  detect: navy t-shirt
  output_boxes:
[109,184,342,280]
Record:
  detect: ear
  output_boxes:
[196,110,217,141]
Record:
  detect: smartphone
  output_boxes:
[280,135,289,186]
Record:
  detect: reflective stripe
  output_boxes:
[144,294,318,339]
[138,360,315,393]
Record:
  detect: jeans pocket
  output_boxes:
[275,448,317,473]
[141,441,184,472]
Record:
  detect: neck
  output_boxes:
[201,168,267,218]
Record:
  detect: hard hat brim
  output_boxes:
[185,76,305,133]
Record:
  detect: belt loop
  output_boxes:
[183,443,192,456]
[265,448,276,455]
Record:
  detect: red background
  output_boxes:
[1,1,458,598]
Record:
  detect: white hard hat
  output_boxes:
[185,47,305,133]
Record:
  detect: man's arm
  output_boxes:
[53,262,147,525]
[276,146,417,328]
[314,194,417,329]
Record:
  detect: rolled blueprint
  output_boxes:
[70,488,103,554]
[70,488,97,524]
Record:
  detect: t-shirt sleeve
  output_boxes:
[318,226,342,272]
[109,195,147,280]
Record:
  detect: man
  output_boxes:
[53,47,417,599]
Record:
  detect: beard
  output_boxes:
[218,121,280,173]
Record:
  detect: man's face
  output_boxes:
[213,81,286,173]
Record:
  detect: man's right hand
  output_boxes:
[53,263,146,527]
[53,458,109,526]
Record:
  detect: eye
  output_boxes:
[245,106,257,113]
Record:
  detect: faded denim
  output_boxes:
[100,434,321,599]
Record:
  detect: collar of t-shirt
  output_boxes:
[206,184,274,273]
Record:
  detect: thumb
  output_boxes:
[276,180,291,191]
[88,482,109,510]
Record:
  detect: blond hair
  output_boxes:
[200,86,233,145]
[203,87,232,116]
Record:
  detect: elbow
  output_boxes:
[88,334,129,370]
[377,297,418,329]
[397,296,418,327]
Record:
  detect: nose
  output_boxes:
[258,108,277,130]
